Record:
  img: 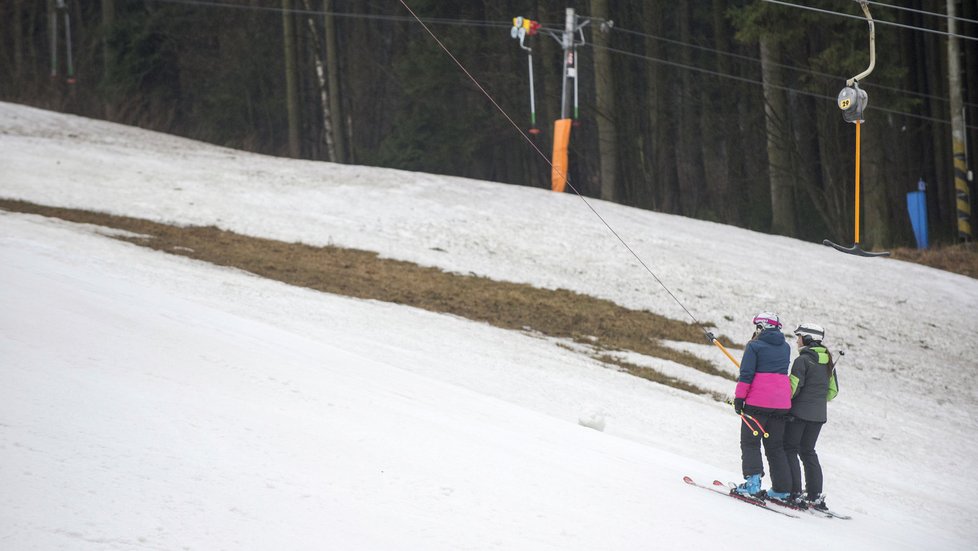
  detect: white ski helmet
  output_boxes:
[752,312,782,330]
[793,323,825,343]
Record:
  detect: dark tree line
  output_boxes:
[2,0,976,248]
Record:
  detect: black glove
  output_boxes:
[733,398,745,414]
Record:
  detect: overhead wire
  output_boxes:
[149,0,978,40]
[864,0,978,25]
[144,0,512,29]
[607,24,978,110]
[761,0,978,42]
[588,43,978,131]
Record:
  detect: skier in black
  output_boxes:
[783,323,839,511]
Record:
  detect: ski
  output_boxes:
[766,498,852,520]
[721,482,853,520]
[682,476,799,518]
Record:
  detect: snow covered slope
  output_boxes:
[2,102,976,549]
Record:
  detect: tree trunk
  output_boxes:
[815,108,847,240]
[675,3,705,217]
[301,0,335,161]
[282,0,300,158]
[903,10,939,244]
[323,0,346,163]
[759,35,796,236]
[590,0,617,202]
[25,0,40,90]
[642,0,674,212]
[101,0,115,119]
[705,0,733,222]
[964,0,978,239]
[47,0,56,80]
[923,12,950,240]
[790,93,823,241]
[13,0,24,79]
[861,120,891,248]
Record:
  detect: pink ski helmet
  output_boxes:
[752,312,782,330]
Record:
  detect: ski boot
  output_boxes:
[788,492,808,509]
[765,489,791,502]
[732,474,762,498]
[806,494,829,512]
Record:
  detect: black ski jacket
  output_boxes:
[788,345,839,423]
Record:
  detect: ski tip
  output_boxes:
[682,476,694,484]
[712,480,726,487]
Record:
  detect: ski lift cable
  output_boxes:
[606,24,978,109]
[147,0,512,29]
[397,0,707,332]
[590,43,978,132]
[762,0,978,42]
[863,0,978,26]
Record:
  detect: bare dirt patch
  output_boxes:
[890,243,978,280]
[1,198,739,397]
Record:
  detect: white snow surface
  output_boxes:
[2,101,977,549]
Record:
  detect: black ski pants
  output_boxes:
[740,410,791,494]
[783,418,825,499]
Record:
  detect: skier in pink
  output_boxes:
[732,312,793,502]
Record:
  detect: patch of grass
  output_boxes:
[596,354,713,396]
[1,198,737,393]
[890,243,978,280]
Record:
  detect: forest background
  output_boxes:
[2,0,976,249]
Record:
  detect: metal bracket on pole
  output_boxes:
[847,0,875,87]
[558,9,590,121]
[511,17,542,134]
